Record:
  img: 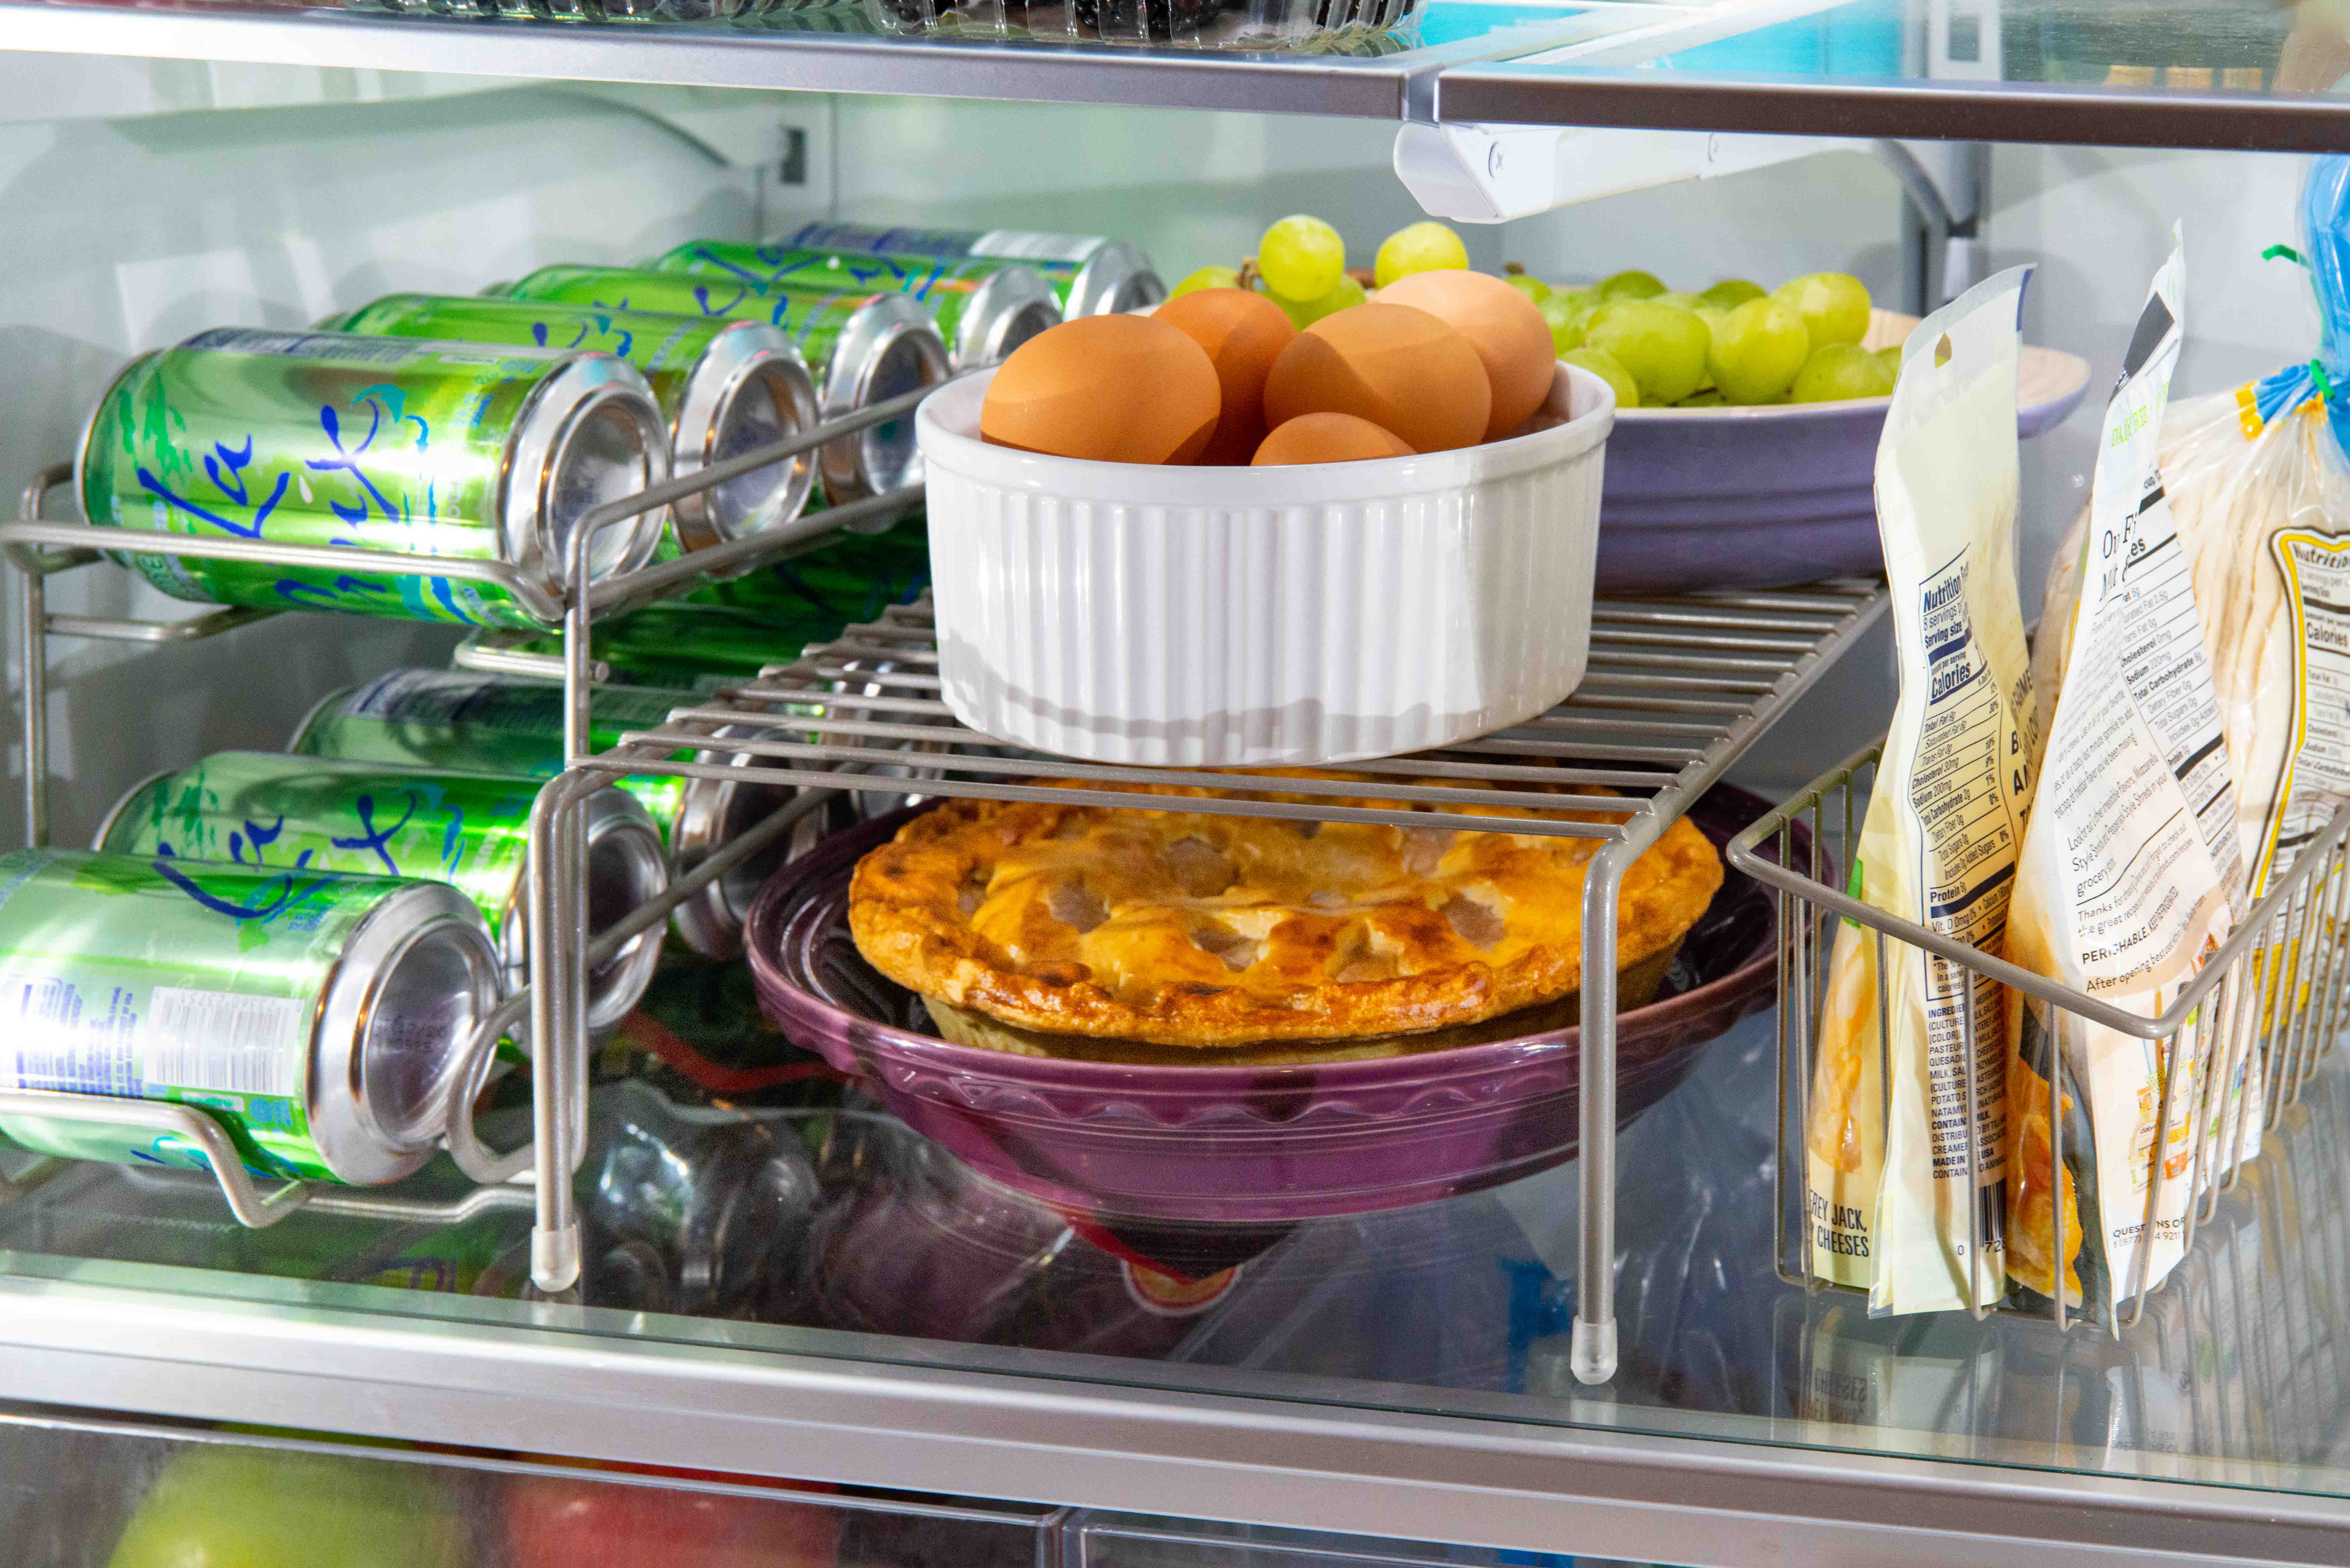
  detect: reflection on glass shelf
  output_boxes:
[320,0,1672,48]
[1627,0,2298,92]
[1072,1511,1678,1568]
[1443,0,2350,147]
[4,942,2350,1498]
[0,0,1816,70]
[327,0,1436,53]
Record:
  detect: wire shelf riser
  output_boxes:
[1,386,924,1296]
[539,577,1892,1381]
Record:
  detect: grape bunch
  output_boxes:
[1169,220,1899,412]
[1170,216,1477,331]
[1511,266,1896,409]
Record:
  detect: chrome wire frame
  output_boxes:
[540,578,1893,1376]
[1728,741,2350,1336]
[1,386,928,1283]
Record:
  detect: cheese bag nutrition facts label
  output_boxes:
[1907,550,2023,1202]
[2005,243,2245,1319]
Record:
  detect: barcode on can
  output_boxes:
[970,229,1103,264]
[144,988,306,1099]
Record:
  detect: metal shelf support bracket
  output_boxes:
[1394,122,1863,224]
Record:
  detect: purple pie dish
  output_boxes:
[747,787,1804,1226]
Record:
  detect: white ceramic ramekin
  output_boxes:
[918,361,1614,767]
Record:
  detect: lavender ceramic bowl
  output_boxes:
[1595,311,2092,593]
[747,787,1804,1226]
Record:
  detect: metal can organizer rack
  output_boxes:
[7,390,1889,1382]
[1,388,923,1289]
[1727,741,2350,1334]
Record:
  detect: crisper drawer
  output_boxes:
[0,1402,1681,1568]
[0,1402,1051,1568]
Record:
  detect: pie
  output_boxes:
[847,773,1723,1064]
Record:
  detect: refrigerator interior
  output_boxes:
[2,37,2349,1564]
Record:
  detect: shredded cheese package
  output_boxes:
[2004,242,2247,1323]
[1804,915,1885,1289]
[1807,268,2039,1315]
[2036,159,2350,1203]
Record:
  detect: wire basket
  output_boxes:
[1726,739,2350,1334]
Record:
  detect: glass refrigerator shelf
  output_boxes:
[10,0,2350,146]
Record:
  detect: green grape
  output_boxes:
[1374,221,1469,287]
[1652,290,1706,313]
[1876,345,1903,376]
[1170,265,1242,299]
[1275,274,1366,330]
[1596,269,1667,300]
[1537,294,1583,353]
[1707,296,1811,404]
[1700,278,1767,309]
[1685,306,1718,386]
[1563,346,1639,410]
[1772,272,1872,349]
[1558,288,1599,316]
[1677,390,1728,407]
[1582,299,1709,405]
[1790,342,1897,403]
[1505,273,1553,304]
[1259,215,1348,303]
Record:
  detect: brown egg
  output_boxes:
[981,315,1220,465]
[1261,304,1491,454]
[1252,413,1415,466]
[1374,270,1555,439]
[1154,289,1297,466]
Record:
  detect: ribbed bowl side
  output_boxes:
[929,437,1604,767]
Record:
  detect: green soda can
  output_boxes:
[288,670,812,960]
[678,514,931,618]
[0,848,502,1185]
[458,522,932,690]
[461,603,813,695]
[492,267,949,510]
[746,221,1166,317]
[643,239,1060,370]
[94,753,668,1033]
[326,295,820,558]
[75,328,671,629]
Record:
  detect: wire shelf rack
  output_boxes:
[537,575,1890,1380]
[592,581,1888,836]
[1727,741,2350,1337]
[2,385,923,1292]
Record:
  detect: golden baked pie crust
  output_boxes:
[848,774,1724,1049]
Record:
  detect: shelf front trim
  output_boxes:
[1434,65,2350,152]
[1,1272,2348,1567]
